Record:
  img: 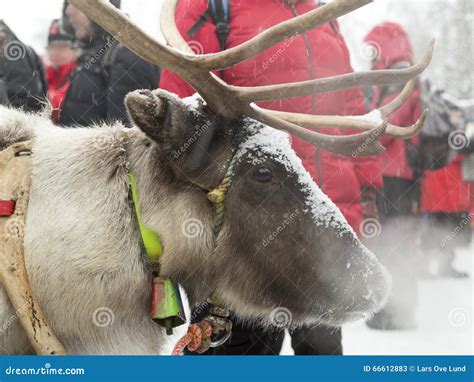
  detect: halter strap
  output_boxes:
[206,151,239,238]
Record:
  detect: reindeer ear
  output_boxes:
[126,89,186,143]
[126,89,232,188]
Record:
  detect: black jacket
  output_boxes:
[59,37,160,127]
[0,20,48,112]
[0,73,7,105]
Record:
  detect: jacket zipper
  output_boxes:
[289,4,324,191]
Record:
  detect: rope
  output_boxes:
[171,321,213,356]
[207,152,239,238]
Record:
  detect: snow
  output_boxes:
[183,93,205,109]
[341,247,473,355]
[347,110,384,125]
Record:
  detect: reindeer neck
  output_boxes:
[125,132,216,302]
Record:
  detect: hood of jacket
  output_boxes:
[364,22,413,70]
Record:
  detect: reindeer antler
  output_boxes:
[69,0,433,156]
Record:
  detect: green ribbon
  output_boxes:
[129,173,163,262]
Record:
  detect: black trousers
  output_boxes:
[374,177,419,325]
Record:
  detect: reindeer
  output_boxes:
[0,0,433,355]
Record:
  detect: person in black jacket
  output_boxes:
[0,20,48,112]
[61,0,160,127]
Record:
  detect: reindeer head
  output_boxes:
[71,0,434,328]
[125,89,384,327]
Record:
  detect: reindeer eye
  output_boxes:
[254,167,273,183]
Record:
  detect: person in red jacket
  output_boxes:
[420,101,472,278]
[160,0,383,354]
[44,19,78,123]
[363,22,423,330]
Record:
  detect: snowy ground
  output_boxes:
[341,247,473,356]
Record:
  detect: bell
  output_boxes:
[150,276,186,335]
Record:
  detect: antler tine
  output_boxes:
[379,78,415,118]
[162,0,372,70]
[235,40,434,103]
[264,108,428,139]
[249,104,387,157]
[260,70,428,140]
[161,0,193,54]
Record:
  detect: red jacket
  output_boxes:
[421,156,472,213]
[365,22,422,180]
[160,0,382,232]
[46,61,76,123]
